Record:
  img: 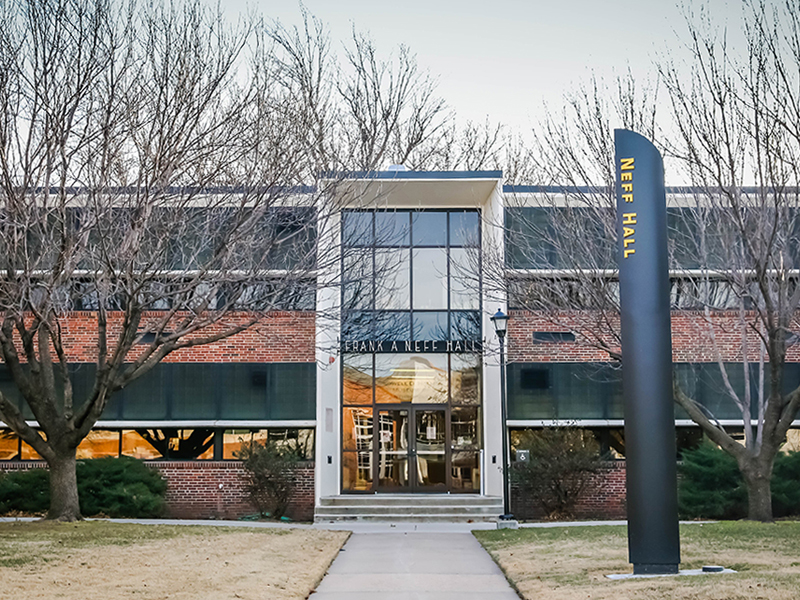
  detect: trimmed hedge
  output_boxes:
[679,441,800,519]
[0,457,167,518]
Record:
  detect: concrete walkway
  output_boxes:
[311,531,519,599]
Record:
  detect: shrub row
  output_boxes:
[0,457,167,518]
[679,441,800,519]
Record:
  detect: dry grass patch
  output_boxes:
[0,521,348,600]
[474,521,800,600]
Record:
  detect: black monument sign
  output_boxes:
[615,129,681,575]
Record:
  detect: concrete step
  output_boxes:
[314,513,501,523]
[317,505,501,516]
[315,495,504,523]
[319,494,502,507]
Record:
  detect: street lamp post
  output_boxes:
[491,308,514,521]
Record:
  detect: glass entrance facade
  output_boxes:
[340,209,483,493]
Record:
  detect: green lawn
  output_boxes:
[475,521,800,600]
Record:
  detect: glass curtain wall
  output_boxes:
[341,210,483,493]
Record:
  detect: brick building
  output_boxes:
[2,170,798,521]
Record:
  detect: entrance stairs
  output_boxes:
[314,494,504,523]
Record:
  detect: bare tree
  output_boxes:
[0,0,336,521]
[659,0,800,522]
[493,1,800,522]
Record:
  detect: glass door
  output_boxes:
[376,408,410,490]
[412,407,447,491]
[375,405,448,492]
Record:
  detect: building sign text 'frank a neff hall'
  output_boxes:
[341,339,483,353]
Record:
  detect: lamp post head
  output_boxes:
[490,308,509,339]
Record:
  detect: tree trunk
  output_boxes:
[46,449,82,522]
[742,466,773,523]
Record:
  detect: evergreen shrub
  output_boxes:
[678,440,746,519]
[772,451,800,517]
[77,457,167,518]
[0,468,50,513]
[0,457,166,517]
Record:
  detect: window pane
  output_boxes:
[413,311,448,341]
[343,354,373,405]
[451,354,481,405]
[343,406,373,451]
[376,212,410,246]
[270,364,315,420]
[412,248,448,309]
[218,364,268,420]
[375,249,410,310]
[120,367,168,420]
[171,364,217,419]
[342,248,373,310]
[121,430,165,459]
[342,451,373,491]
[21,441,42,460]
[343,212,373,246]
[223,429,253,459]
[375,354,448,404]
[342,311,374,340]
[451,450,480,491]
[0,430,17,459]
[450,249,480,310]
[449,211,480,247]
[451,407,481,448]
[375,311,411,341]
[412,212,447,246]
[76,430,120,459]
[451,311,481,341]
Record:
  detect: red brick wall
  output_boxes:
[153,461,315,521]
[0,460,316,522]
[511,460,627,520]
[508,309,800,363]
[1,310,316,364]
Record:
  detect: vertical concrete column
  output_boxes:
[481,180,506,500]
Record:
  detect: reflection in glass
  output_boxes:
[375,249,410,309]
[412,212,447,246]
[412,248,448,309]
[450,248,480,310]
[343,212,373,246]
[413,311,448,341]
[375,354,448,404]
[342,407,373,451]
[415,409,446,487]
[451,355,481,405]
[342,451,373,491]
[343,354,373,405]
[342,311,374,340]
[449,211,480,247]
[451,407,481,448]
[450,311,481,341]
[374,311,411,341]
[376,212,410,247]
[451,451,480,491]
[223,428,314,459]
[0,430,18,460]
[377,409,409,488]
[343,248,373,310]
[76,430,121,459]
[121,430,164,459]
[21,441,42,460]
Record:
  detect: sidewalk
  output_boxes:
[310,531,519,599]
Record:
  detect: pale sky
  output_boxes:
[222,0,743,134]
